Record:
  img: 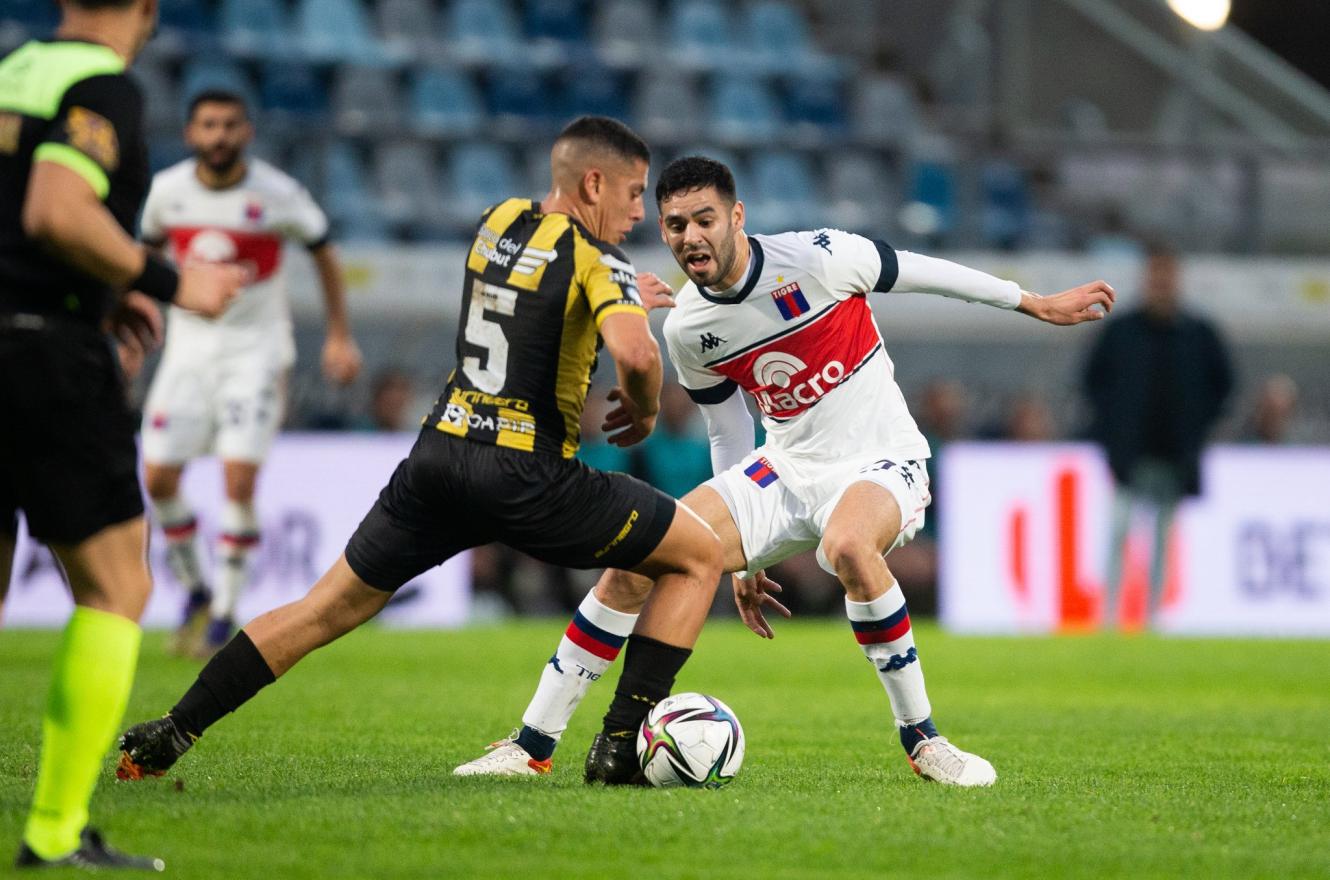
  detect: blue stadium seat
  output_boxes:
[980,160,1031,250]
[6,0,58,31]
[852,74,919,148]
[446,0,521,63]
[377,0,437,59]
[559,63,627,120]
[747,150,820,233]
[373,142,443,227]
[448,144,521,226]
[905,159,958,242]
[594,0,659,66]
[157,0,214,49]
[826,152,895,235]
[526,0,587,44]
[634,71,703,142]
[219,0,289,57]
[178,59,258,117]
[786,71,848,140]
[331,66,402,134]
[133,58,181,132]
[323,143,379,225]
[147,136,191,175]
[261,62,329,123]
[486,64,549,125]
[668,0,735,63]
[743,1,813,71]
[709,76,781,144]
[410,68,484,138]
[294,0,388,65]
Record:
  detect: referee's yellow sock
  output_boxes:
[23,606,141,860]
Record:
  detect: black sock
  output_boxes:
[169,630,276,737]
[601,635,692,736]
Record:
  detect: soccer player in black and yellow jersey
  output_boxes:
[1,0,241,870]
[118,117,725,784]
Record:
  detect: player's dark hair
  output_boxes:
[555,115,650,164]
[655,156,737,207]
[187,89,249,121]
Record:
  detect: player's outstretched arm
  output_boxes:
[598,312,662,447]
[1016,281,1116,326]
[310,242,362,385]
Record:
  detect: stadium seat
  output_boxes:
[634,71,703,142]
[743,1,815,72]
[331,66,402,135]
[409,68,484,138]
[559,63,628,120]
[261,62,329,124]
[219,0,289,57]
[526,0,588,44]
[323,143,384,229]
[486,63,550,127]
[904,158,958,243]
[786,70,849,142]
[851,74,919,149]
[446,0,522,64]
[133,58,182,132]
[826,152,895,235]
[668,0,735,66]
[373,142,444,228]
[377,0,437,59]
[593,0,659,67]
[294,0,388,65]
[156,0,215,52]
[447,144,521,228]
[980,160,1031,250]
[747,150,821,233]
[147,136,191,176]
[709,76,782,144]
[178,58,258,117]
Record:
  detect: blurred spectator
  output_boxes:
[632,384,712,499]
[1004,393,1057,442]
[1082,244,1234,628]
[576,384,631,474]
[917,379,969,449]
[353,368,416,432]
[1241,374,1299,444]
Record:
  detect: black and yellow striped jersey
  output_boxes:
[429,198,646,458]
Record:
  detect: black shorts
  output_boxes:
[0,319,143,544]
[345,429,676,591]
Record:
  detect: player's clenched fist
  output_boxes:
[1017,280,1117,326]
[175,262,245,318]
[636,272,675,312]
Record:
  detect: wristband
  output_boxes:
[131,253,180,303]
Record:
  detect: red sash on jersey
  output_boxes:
[710,296,882,421]
[167,226,283,283]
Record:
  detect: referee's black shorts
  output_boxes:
[345,429,677,592]
[0,318,143,544]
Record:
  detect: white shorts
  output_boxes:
[141,351,287,465]
[707,452,931,578]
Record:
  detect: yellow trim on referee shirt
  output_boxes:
[33,142,109,199]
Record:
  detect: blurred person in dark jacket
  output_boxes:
[1083,244,1233,628]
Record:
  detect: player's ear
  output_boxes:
[732,199,746,234]
[658,215,668,245]
[581,168,603,205]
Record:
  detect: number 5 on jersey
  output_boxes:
[463,279,518,394]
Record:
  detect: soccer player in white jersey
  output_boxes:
[138,90,362,657]
[456,155,1114,786]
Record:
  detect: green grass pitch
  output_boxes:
[3,620,1329,879]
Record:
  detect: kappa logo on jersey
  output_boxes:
[700,332,726,352]
[513,246,558,276]
[744,457,779,487]
[812,231,832,254]
[750,350,848,416]
[770,281,810,320]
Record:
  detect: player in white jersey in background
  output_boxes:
[138,90,362,657]
[456,156,1114,786]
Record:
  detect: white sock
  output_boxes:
[212,500,259,621]
[846,584,932,726]
[150,495,205,591]
[521,591,638,741]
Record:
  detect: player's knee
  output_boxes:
[599,568,653,608]
[143,467,180,501]
[819,532,875,581]
[683,527,724,582]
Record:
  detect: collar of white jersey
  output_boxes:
[697,236,764,305]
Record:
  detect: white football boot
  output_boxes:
[908,736,997,787]
[453,731,553,777]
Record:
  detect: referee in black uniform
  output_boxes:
[1,0,240,870]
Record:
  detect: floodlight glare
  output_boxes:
[1167,0,1231,31]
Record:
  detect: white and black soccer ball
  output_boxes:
[636,692,745,789]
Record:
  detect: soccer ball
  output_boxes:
[636,692,745,788]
